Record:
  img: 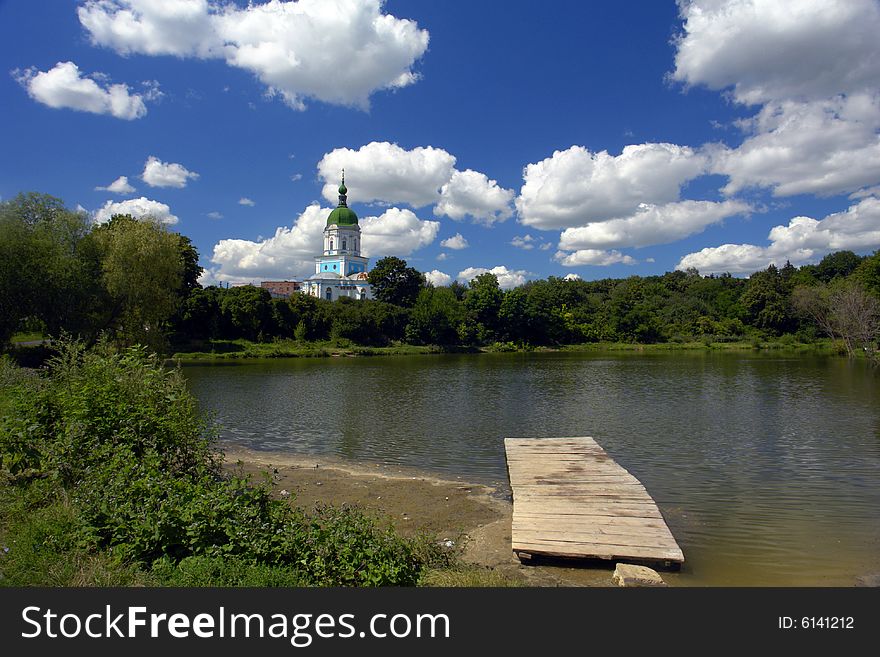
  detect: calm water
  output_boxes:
[183,351,880,586]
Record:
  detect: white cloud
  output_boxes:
[142,156,199,188]
[207,203,329,284]
[554,250,636,267]
[510,235,537,250]
[440,233,468,250]
[290,173,302,182]
[207,211,223,220]
[360,208,440,257]
[318,142,455,207]
[516,143,708,229]
[710,94,880,198]
[95,175,135,194]
[671,0,880,105]
[206,204,439,284]
[676,196,880,274]
[318,142,511,224]
[78,0,429,110]
[672,1,880,201]
[93,197,179,225]
[563,273,581,281]
[435,169,513,224]
[457,265,529,290]
[239,197,256,206]
[436,253,449,261]
[14,61,150,120]
[557,200,750,250]
[424,270,452,287]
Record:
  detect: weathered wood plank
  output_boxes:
[505,437,684,565]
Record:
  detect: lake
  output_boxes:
[182,351,880,586]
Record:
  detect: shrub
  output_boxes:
[0,341,444,586]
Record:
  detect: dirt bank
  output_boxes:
[222,446,615,586]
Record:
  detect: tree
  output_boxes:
[463,273,503,343]
[405,287,462,345]
[815,250,863,283]
[794,280,879,358]
[218,285,274,341]
[90,215,187,349]
[739,265,795,334]
[368,256,425,308]
[0,193,96,344]
[853,250,880,300]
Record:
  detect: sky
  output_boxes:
[2,0,880,289]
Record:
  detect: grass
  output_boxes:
[420,566,526,587]
[171,338,454,361]
[559,338,839,353]
[170,336,844,362]
[9,332,45,344]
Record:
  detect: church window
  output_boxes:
[329,239,334,250]
[326,288,332,301]
[342,238,347,251]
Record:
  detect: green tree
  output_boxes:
[176,287,221,340]
[90,215,187,350]
[739,265,795,334]
[0,193,97,344]
[463,273,503,343]
[218,285,274,340]
[405,287,462,345]
[368,256,425,308]
[815,250,863,283]
[853,250,880,300]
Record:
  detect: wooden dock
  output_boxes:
[504,437,684,566]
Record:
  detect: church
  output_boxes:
[302,174,373,301]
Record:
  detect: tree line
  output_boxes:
[2,192,879,357]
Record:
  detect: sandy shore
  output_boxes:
[222,446,616,587]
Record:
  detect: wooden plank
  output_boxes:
[505,437,684,565]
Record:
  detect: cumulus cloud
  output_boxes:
[672,1,880,200]
[516,143,708,229]
[676,196,880,274]
[13,61,151,120]
[207,211,223,219]
[671,0,880,105]
[557,200,751,250]
[436,253,449,261]
[207,203,329,284]
[206,204,438,283]
[440,233,468,250]
[710,94,880,198]
[239,197,256,206]
[78,0,429,110]
[424,270,452,287]
[554,250,636,267]
[360,208,440,257]
[457,265,529,290]
[563,273,581,281]
[318,142,511,223]
[318,142,455,207]
[93,197,179,225]
[510,235,537,250]
[95,175,135,194]
[435,169,513,224]
[142,156,199,188]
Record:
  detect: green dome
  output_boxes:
[327,205,358,226]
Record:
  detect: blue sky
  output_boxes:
[2,0,879,288]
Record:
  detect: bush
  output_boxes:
[0,341,445,586]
